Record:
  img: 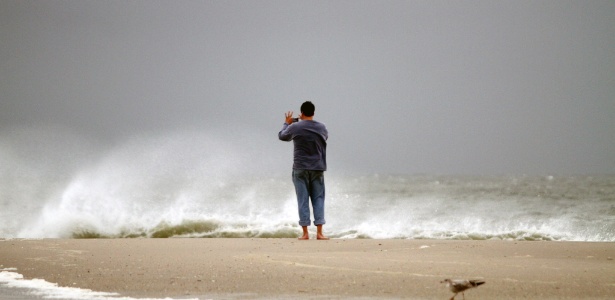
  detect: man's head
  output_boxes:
[300,101,315,117]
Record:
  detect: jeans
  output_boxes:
[292,169,326,227]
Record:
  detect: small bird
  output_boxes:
[441,278,485,300]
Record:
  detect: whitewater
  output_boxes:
[1,129,614,241]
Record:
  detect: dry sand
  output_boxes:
[1,238,614,299]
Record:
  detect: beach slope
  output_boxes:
[1,239,614,299]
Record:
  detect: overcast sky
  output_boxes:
[1,0,614,175]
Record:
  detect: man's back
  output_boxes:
[278,120,328,171]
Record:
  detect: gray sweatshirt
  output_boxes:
[278,120,328,171]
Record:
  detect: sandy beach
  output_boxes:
[1,239,614,299]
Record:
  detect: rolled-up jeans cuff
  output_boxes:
[293,169,325,227]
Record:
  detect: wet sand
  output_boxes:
[1,239,614,299]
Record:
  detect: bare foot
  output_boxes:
[315,225,329,240]
[316,234,329,240]
[298,234,309,240]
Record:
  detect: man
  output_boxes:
[278,101,329,240]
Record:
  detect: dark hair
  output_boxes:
[300,101,315,117]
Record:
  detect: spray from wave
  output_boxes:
[1,127,296,239]
[1,127,614,241]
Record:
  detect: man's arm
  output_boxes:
[278,111,294,141]
[278,123,292,141]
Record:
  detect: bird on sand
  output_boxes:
[441,278,485,300]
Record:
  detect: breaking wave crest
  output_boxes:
[1,129,614,242]
[69,220,301,239]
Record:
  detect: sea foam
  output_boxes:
[0,270,197,300]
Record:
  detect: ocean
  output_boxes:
[1,129,613,242]
[2,170,613,241]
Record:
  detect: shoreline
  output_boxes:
[1,239,614,299]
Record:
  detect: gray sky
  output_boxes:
[1,0,614,175]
